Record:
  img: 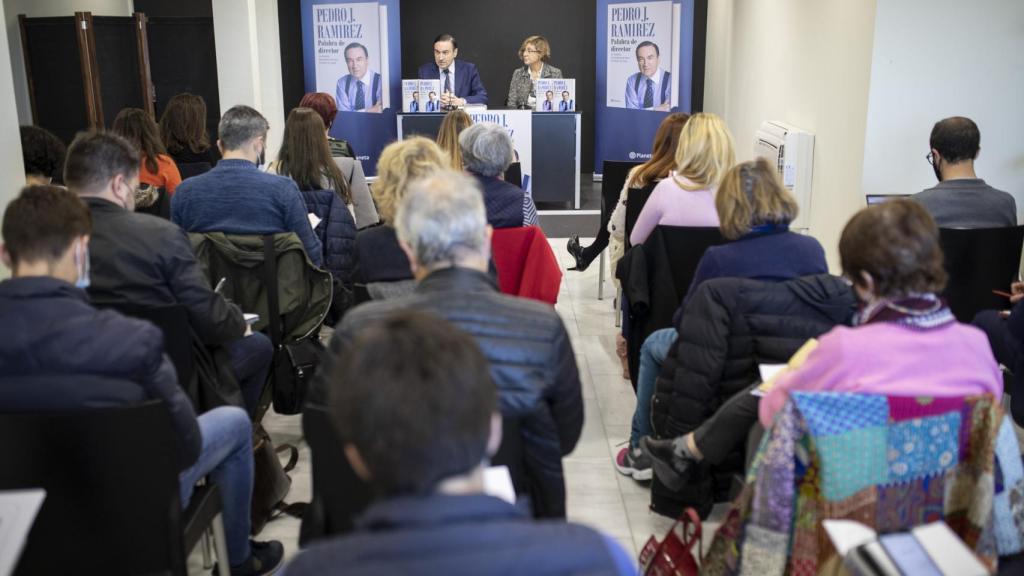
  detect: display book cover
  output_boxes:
[535,79,576,112]
[402,79,442,113]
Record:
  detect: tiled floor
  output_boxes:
[189,237,724,573]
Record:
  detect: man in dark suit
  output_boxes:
[417,33,488,108]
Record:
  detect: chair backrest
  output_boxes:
[0,400,187,575]
[939,225,1024,322]
[98,303,195,396]
[504,162,523,188]
[490,226,562,304]
[657,225,728,304]
[623,181,658,249]
[600,160,642,219]
[178,161,212,180]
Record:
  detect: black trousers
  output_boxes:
[579,224,610,266]
[973,310,1023,424]
[692,383,761,466]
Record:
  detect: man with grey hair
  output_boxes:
[459,122,539,229]
[308,169,582,522]
[172,105,323,265]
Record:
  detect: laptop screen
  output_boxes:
[866,194,910,205]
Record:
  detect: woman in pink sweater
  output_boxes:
[628,112,736,246]
[642,199,1002,492]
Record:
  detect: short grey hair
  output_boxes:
[218,105,269,151]
[395,170,489,269]
[459,123,514,177]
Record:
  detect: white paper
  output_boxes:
[0,489,46,576]
[912,522,988,576]
[243,313,259,325]
[822,519,877,556]
[758,364,787,383]
[307,213,322,230]
[483,465,516,505]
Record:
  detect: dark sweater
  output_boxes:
[171,158,324,266]
[913,178,1017,228]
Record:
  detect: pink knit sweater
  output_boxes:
[629,174,718,246]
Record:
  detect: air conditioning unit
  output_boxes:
[753,121,814,230]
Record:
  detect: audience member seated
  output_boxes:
[298,92,378,227]
[268,107,357,285]
[300,92,357,160]
[642,199,1003,491]
[287,311,631,575]
[160,93,221,168]
[68,132,272,416]
[629,112,735,246]
[172,105,324,266]
[352,137,446,300]
[913,116,1016,228]
[20,125,66,186]
[567,112,689,272]
[615,158,829,482]
[0,185,283,576]
[113,107,182,197]
[314,171,583,518]
[973,282,1024,425]
[436,109,472,171]
[459,122,539,228]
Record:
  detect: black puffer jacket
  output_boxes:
[310,267,583,519]
[651,274,856,439]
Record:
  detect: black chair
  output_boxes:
[597,161,643,299]
[0,400,230,575]
[503,162,523,188]
[178,161,213,180]
[939,226,1024,322]
[99,303,195,395]
[623,181,658,250]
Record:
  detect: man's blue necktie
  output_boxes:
[643,78,654,109]
[443,69,451,95]
[355,81,365,110]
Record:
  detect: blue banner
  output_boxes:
[301,0,401,176]
[595,0,694,171]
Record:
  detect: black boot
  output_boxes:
[566,235,589,271]
[640,436,695,492]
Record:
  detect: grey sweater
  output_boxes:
[913,178,1017,229]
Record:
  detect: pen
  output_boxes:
[214,277,227,294]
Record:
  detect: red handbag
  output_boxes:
[638,507,703,576]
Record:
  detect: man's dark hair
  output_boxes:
[433,33,458,49]
[344,42,369,59]
[636,40,660,57]
[218,105,269,151]
[930,116,980,164]
[2,185,91,267]
[20,126,66,183]
[63,131,139,193]
[328,310,496,497]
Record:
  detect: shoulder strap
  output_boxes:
[345,75,351,94]
[634,73,643,94]
[372,73,381,105]
[262,235,283,347]
[662,72,671,102]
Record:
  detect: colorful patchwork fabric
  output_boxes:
[886,412,961,481]
[700,393,1024,576]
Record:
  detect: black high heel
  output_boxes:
[566,235,589,271]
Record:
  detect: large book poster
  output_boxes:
[312,2,389,113]
[605,1,676,111]
[468,110,533,192]
[536,79,576,112]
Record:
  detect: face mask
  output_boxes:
[74,240,91,290]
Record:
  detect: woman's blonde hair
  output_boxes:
[673,112,735,190]
[436,110,472,171]
[715,158,800,239]
[518,35,551,62]
[374,137,449,223]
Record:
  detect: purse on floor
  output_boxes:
[638,507,703,576]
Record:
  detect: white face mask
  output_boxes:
[73,239,91,289]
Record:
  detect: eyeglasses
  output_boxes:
[524,49,541,54]
[925,152,935,165]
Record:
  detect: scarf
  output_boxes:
[854,292,956,329]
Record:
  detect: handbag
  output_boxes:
[638,507,703,576]
[261,235,324,416]
[250,422,303,534]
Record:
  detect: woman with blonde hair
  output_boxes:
[352,137,448,300]
[506,35,563,109]
[629,112,735,246]
[436,110,472,171]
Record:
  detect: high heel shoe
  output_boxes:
[566,235,589,271]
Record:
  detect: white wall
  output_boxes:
[3,0,133,125]
[0,3,25,278]
[704,0,878,271]
[861,0,1024,222]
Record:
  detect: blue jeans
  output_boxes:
[179,406,254,565]
[630,327,677,448]
[225,332,273,416]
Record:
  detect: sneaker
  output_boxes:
[215,540,284,576]
[614,446,653,481]
[640,436,694,492]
